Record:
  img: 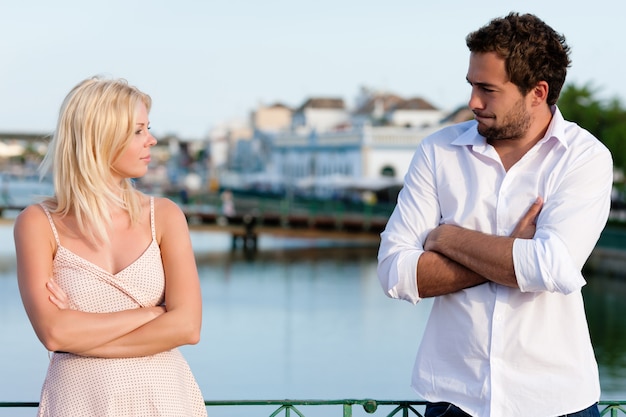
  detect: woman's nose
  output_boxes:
[147,132,157,147]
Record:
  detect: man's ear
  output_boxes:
[531,81,549,106]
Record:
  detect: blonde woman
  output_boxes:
[14,76,207,416]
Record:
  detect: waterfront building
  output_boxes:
[352,88,445,128]
[230,90,458,202]
[0,91,468,203]
[251,103,293,133]
[266,124,442,201]
[291,97,350,134]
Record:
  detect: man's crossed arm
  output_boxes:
[416,197,543,298]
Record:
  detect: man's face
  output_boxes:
[466,52,532,142]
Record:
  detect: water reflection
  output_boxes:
[583,274,626,399]
[1,232,625,416]
[192,243,430,401]
[189,243,626,401]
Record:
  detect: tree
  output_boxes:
[558,83,626,173]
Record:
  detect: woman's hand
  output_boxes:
[46,280,69,310]
[45,280,166,320]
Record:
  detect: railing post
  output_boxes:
[343,402,352,417]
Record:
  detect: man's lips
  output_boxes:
[473,112,493,121]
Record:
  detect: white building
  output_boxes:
[217,90,468,199]
[386,98,445,127]
[353,89,446,128]
[291,97,351,133]
[251,103,293,133]
[267,124,444,201]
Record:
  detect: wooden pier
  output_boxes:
[0,199,387,253]
[184,207,385,252]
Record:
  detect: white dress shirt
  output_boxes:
[377,106,613,417]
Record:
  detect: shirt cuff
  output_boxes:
[383,251,421,304]
[513,238,586,294]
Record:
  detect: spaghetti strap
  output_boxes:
[40,204,61,246]
[150,196,156,240]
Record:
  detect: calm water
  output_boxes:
[1,224,625,416]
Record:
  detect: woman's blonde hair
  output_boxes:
[39,76,152,244]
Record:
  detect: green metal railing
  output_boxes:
[1,399,625,416]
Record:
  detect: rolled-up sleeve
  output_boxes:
[514,140,613,294]
[377,137,442,304]
[514,235,586,293]
[377,234,422,303]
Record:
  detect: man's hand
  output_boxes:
[510,197,543,239]
[420,196,544,291]
[423,223,451,253]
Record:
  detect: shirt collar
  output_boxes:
[451,105,569,150]
[541,105,569,149]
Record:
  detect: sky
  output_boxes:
[1,0,624,139]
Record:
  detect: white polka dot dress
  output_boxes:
[38,198,207,416]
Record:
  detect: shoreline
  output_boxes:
[1,218,625,277]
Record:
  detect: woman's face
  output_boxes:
[111,101,156,182]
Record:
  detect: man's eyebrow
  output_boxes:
[466,77,497,88]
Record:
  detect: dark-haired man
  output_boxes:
[377,13,612,417]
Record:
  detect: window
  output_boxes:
[381,166,395,177]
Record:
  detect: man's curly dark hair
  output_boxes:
[466,12,571,106]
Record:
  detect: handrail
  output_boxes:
[1,399,625,416]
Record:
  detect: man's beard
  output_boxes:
[476,98,531,142]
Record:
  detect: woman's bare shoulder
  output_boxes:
[153,196,184,215]
[13,204,56,251]
[153,197,187,228]
[14,204,49,230]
